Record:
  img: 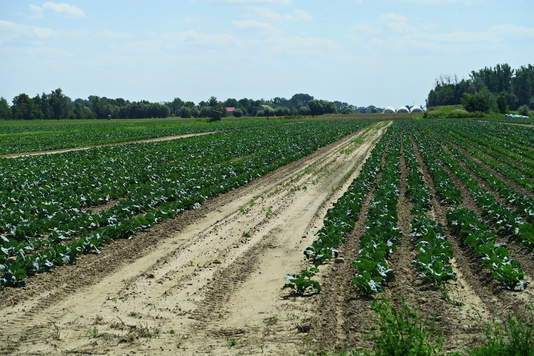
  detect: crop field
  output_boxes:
[1,117,534,355]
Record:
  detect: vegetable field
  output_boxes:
[1,117,534,355]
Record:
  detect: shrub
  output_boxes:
[232,108,243,117]
[461,88,497,113]
[518,104,530,117]
[179,107,192,118]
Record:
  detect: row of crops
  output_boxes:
[0,117,289,155]
[0,119,375,287]
[286,118,534,295]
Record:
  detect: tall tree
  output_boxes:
[49,88,70,119]
[512,65,534,108]
[0,97,11,120]
[290,93,314,107]
[11,93,41,120]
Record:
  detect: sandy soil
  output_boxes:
[2,120,534,355]
[0,121,389,355]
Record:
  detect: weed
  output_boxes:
[189,260,194,266]
[468,312,534,356]
[169,329,175,334]
[249,199,255,207]
[368,296,442,356]
[48,320,61,340]
[226,337,240,347]
[242,231,251,238]
[129,322,159,339]
[86,326,98,338]
[263,315,279,325]
[265,206,273,217]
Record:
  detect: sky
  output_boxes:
[1,0,533,109]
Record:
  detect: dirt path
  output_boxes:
[0,121,389,355]
[0,132,215,159]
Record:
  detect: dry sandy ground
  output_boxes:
[0,121,390,355]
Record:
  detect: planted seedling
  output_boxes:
[282,267,321,295]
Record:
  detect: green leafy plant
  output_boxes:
[368,297,443,356]
[282,267,321,295]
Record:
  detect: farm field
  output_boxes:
[1,117,534,355]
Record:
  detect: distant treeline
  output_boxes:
[0,91,364,120]
[427,63,534,113]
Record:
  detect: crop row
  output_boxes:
[286,119,533,297]
[0,117,288,155]
[400,125,456,287]
[1,119,373,287]
[412,122,526,290]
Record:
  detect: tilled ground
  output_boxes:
[2,120,534,355]
[0,121,389,355]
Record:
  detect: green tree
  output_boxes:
[497,94,509,114]
[290,93,314,107]
[167,97,184,116]
[179,106,192,118]
[11,93,41,120]
[513,65,534,108]
[461,88,497,113]
[232,108,243,117]
[0,97,11,120]
[49,88,70,119]
[299,105,311,115]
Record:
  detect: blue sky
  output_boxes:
[1,0,533,108]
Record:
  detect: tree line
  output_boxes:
[0,90,359,120]
[427,63,534,114]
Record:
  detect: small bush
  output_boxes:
[518,104,530,117]
[232,108,243,117]
[467,314,534,356]
[179,107,192,118]
[368,297,443,356]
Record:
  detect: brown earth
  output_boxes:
[0,121,389,355]
[2,120,534,355]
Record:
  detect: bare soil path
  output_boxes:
[0,121,389,355]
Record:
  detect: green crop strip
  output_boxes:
[0,119,373,287]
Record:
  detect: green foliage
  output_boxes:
[467,314,534,356]
[518,104,530,117]
[461,88,497,113]
[179,106,192,118]
[232,108,243,117]
[426,63,534,111]
[422,105,481,119]
[0,97,12,120]
[368,297,443,356]
[299,105,311,115]
[282,267,321,295]
[308,100,338,115]
[496,95,509,114]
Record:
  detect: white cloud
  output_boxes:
[269,35,341,56]
[233,19,277,31]
[251,7,313,21]
[0,20,57,43]
[30,2,85,19]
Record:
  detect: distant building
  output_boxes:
[410,106,424,113]
[383,106,396,113]
[396,106,410,113]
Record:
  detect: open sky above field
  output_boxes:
[1,0,533,108]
